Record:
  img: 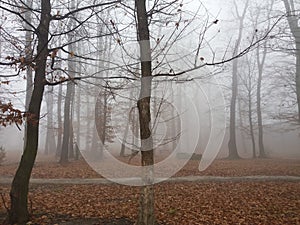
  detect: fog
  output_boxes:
[0,0,299,165]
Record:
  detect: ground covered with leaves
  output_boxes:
[1,158,300,178]
[0,181,299,224]
[0,158,299,224]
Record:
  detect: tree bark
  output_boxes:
[248,88,256,158]
[282,0,300,122]
[60,81,72,164]
[23,0,33,150]
[255,0,274,158]
[228,62,239,159]
[95,93,105,154]
[55,0,63,157]
[45,86,56,155]
[9,1,51,223]
[24,0,33,111]
[101,91,108,147]
[256,46,267,158]
[56,83,63,157]
[75,76,81,157]
[69,122,74,159]
[85,92,92,151]
[120,120,129,156]
[228,0,249,159]
[135,0,155,224]
[237,96,248,154]
[60,0,76,163]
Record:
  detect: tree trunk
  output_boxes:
[74,0,81,155]
[45,86,56,155]
[60,0,75,163]
[56,84,63,157]
[237,96,248,154]
[228,52,240,159]
[68,122,74,159]
[60,82,72,164]
[24,0,33,110]
[101,91,108,147]
[60,80,75,163]
[228,0,249,159]
[282,0,300,122]
[135,0,155,224]
[75,78,81,154]
[9,1,51,223]
[95,93,105,154]
[255,0,274,158]
[85,92,92,151]
[69,87,75,159]
[120,120,129,156]
[171,86,177,152]
[45,125,49,155]
[23,0,33,149]
[55,0,63,157]
[256,76,265,157]
[256,48,266,158]
[91,125,99,152]
[248,90,256,158]
[228,67,239,159]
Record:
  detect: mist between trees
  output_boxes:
[0,0,299,224]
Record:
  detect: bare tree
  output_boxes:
[56,81,63,156]
[282,0,300,122]
[228,0,249,159]
[135,0,155,223]
[238,54,257,158]
[59,0,76,164]
[0,1,120,223]
[23,0,34,150]
[255,0,275,158]
[45,86,56,155]
[8,1,51,223]
[23,0,33,111]
[0,0,282,223]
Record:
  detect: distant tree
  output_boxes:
[0,0,282,224]
[56,82,63,156]
[254,0,275,158]
[238,53,257,158]
[282,0,300,123]
[44,86,56,155]
[95,89,115,153]
[228,0,249,159]
[0,1,120,223]
[0,146,5,166]
[59,0,76,164]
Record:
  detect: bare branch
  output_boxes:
[51,0,121,20]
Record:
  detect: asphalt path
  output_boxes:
[0,175,299,185]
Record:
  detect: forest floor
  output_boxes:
[0,157,300,224]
